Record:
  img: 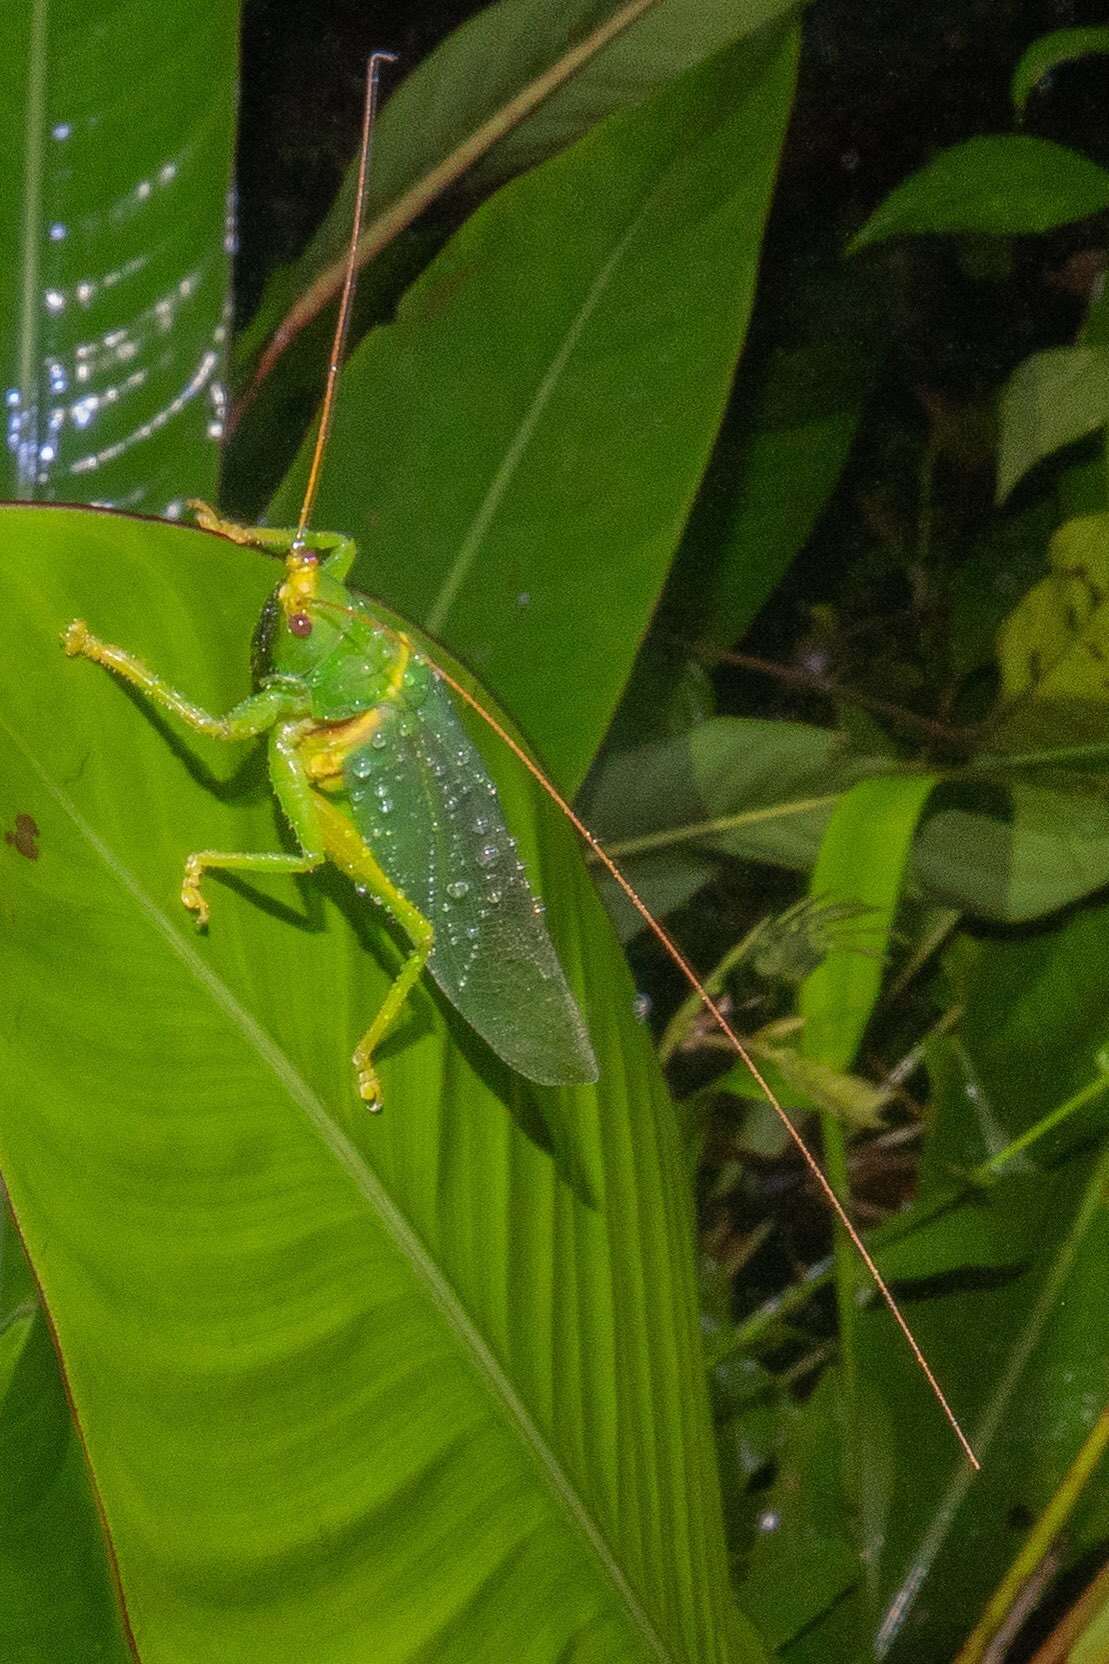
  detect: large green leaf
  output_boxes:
[232,0,802,398]
[0,0,238,508]
[0,504,764,1663]
[267,26,799,792]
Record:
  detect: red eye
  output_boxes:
[289,613,313,638]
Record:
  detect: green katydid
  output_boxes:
[62,51,977,1469]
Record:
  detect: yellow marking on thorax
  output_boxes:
[300,633,412,785]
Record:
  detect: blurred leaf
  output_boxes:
[1073,1571,1109,1664]
[996,512,1109,704]
[931,897,1109,1177]
[1011,26,1109,116]
[778,1153,1109,1662]
[582,715,860,933]
[588,716,1109,930]
[267,26,800,792]
[0,505,762,1662]
[850,137,1109,251]
[914,783,1109,922]
[946,496,1058,682]
[735,1372,891,1651]
[672,336,872,652]
[800,775,937,1070]
[723,902,1109,1660]
[998,348,1109,503]
[0,0,237,508]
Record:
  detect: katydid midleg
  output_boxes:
[61,52,977,1469]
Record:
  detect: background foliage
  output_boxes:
[2,1,1109,1661]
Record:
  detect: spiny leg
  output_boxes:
[184,720,325,927]
[311,795,434,1111]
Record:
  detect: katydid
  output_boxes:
[61,51,977,1470]
[63,514,596,1107]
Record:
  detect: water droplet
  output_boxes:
[371,729,388,749]
[532,899,546,916]
[473,814,492,835]
[487,889,502,906]
[446,880,470,900]
[349,752,374,779]
[405,663,430,705]
[477,843,498,867]
[632,992,652,1022]
[354,883,368,897]
[377,797,393,815]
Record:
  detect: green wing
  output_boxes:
[343,670,598,1088]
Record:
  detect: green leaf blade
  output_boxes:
[850,135,1109,250]
[0,505,762,1663]
[268,27,800,791]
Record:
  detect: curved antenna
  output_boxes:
[294,50,397,550]
[431,656,980,1473]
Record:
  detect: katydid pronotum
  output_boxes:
[62,52,977,1470]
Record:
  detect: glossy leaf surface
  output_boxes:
[0,0,237,508]
[0,505,761,1663]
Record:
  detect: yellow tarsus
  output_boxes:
[181,855,211,928]
[187,499,257,545]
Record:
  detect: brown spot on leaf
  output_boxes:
[5,813,40,860]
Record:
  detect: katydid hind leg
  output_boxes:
[310,794,434,1110]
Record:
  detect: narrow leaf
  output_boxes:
[1011,26,1109,116]
[850,136,1109,251]
[800,776,938,1070]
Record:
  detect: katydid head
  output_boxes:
[258,560,359,680]
[278,543,320,640]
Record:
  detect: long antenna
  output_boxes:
[291,50,978,1473]
[431,657,980,1472]
[294,50,397,550]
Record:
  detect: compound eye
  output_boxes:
[288,612,313,638]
